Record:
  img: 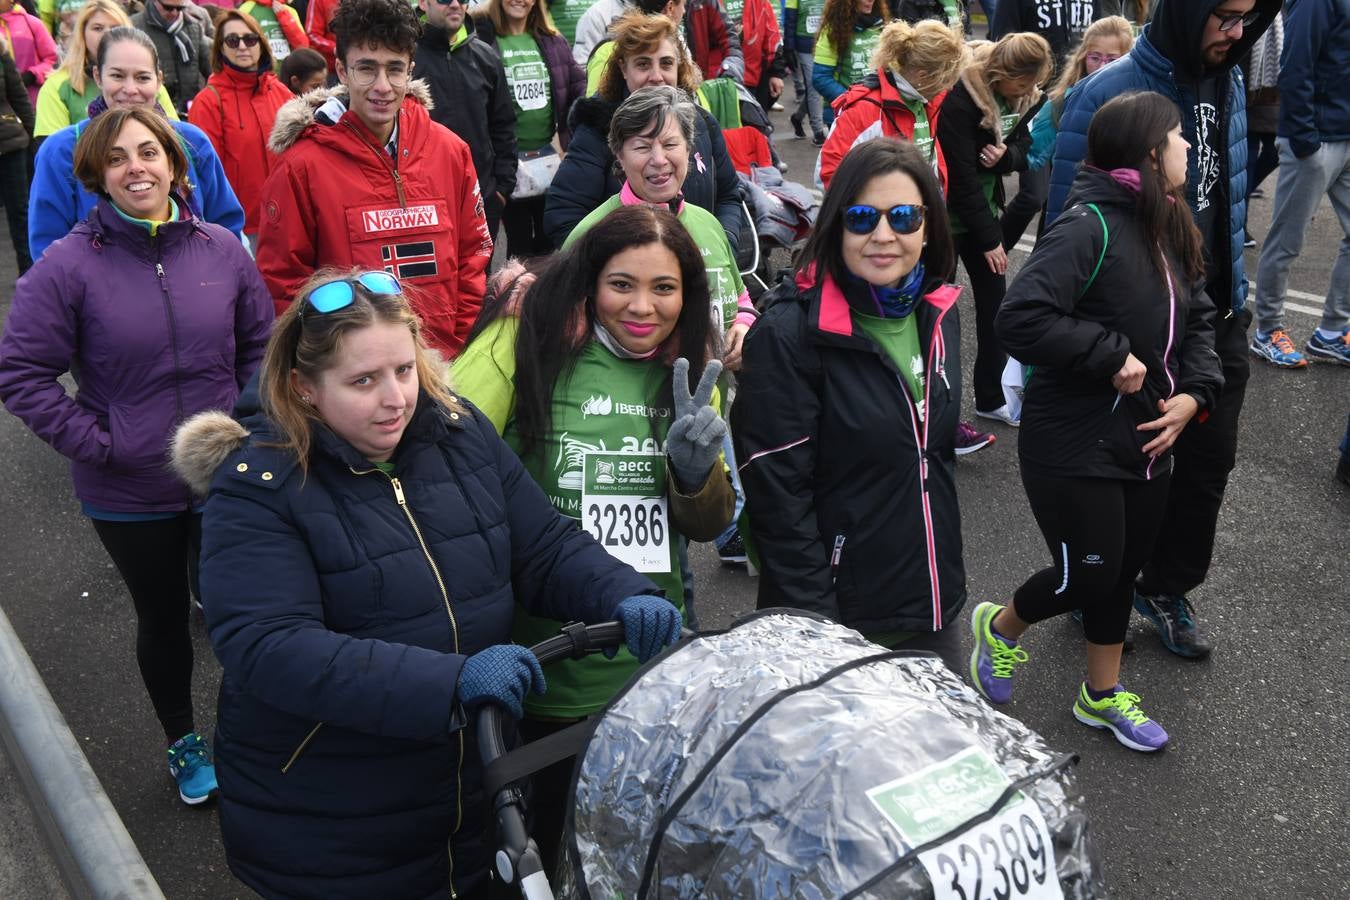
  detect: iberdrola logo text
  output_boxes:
[581,395,613,417]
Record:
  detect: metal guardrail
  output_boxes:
[0,603,165,900]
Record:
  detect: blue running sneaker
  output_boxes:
[168,733,218,806]
[968,601,1027,704]
[1072,683,1169,752]
[1133,588,1212,658]
[1305,329,1350,366]
[1249,329,1307,368]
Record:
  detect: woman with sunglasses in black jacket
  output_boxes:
[733,138,968,670]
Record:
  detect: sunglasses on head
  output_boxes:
[842,204,927,236]
[300,271,402,319]
[224,33,262,48]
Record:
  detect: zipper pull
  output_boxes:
[390,476,406,506]
[155,262,165,279]
[830,535,845,580]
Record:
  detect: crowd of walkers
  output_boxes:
[0,0,1345,895]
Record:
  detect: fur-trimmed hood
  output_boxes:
[957,49,1042,142]
[171,411,252,496]
[268,80,436,156]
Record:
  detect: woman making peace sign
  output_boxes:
[453,203,733,869]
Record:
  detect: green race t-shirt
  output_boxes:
[905,96,933,166]
[564,192,747,332]
[997,94,1021,141]
[796,0,825,38]
[852,310,925,417]
[498,33,555,152]
[547,0,591,46]
[239,1,296,66]
[724,0,745,28]
[452,319,693,718]
[951,96,1022,234]
[815,25,883,89]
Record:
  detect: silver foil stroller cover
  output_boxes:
[560,612,1105,899]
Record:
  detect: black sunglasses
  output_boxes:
[1210,9,1260,31]
[223,33,262,49]
[842,204,927,236]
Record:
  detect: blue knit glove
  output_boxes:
[455,646,546,719]
[604,595,682,663]
[666,357,727,491]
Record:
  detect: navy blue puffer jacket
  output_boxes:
[184,393,655,899]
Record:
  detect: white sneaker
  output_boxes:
[975,404,1021,427]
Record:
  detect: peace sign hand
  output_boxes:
[667,357,727,491]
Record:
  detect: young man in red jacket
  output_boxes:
[257,0,493,359]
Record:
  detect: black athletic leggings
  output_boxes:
[91,513,202,744]
[954,232,1009,413]
[1012,470,1171,645]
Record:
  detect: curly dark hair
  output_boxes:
[820,0,890,72]
[331,0,422,65]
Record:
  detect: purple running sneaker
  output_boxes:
[1072,683,1169,752]
[955,421,996,456]
[968,601,1027,703]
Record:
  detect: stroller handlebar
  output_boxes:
[475,620,626,896]
[475,620,693,894]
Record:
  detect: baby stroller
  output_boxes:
[480,611,1105,898]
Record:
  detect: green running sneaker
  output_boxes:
[968,601,1028,704]
[1072,683,1169,752]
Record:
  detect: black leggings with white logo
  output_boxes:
[1012,470,1171,645]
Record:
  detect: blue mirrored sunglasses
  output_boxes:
[301,271,402,318]
[843,204,927,236]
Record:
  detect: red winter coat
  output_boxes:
[189,66,294,234]
[256,83,493,358]
[304,0,339,71]
[819,71,948,193]
[741,0,783,90]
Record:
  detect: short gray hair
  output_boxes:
[607,85,697,157]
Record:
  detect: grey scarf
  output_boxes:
[1248,13,1282,92]
[146,0,194,65]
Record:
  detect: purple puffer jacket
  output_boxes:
[0,198,275,513]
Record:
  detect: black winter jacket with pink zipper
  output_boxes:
[733,269,967,635]
[996,166,1224,482]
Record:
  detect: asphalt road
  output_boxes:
[0,102,1346,899]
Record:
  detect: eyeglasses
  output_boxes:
[223,33,262,49]
[1084,52,1120,68]
[1210,9,1260,32]
[346,61,412,87]
[157,1,187,10]
[301,271,402,319]
[434,0,466,6]
[842,204,927,236]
